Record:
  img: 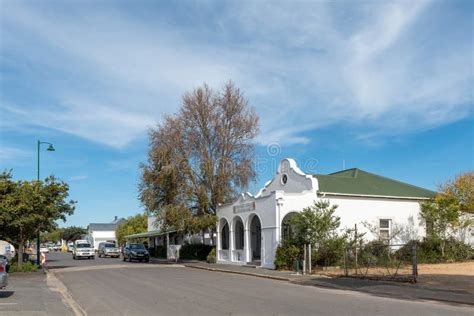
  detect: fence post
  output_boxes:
[343,248,348,277]
[412,243,418,283]
[308,244,312,274]
[303,244,307,275]
[354,224,358,275]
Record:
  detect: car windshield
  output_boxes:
[130,244,145,250]
[77,243,91,248]
[104,243,116,248]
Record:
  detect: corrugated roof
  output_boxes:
[314,168,435,199]
[125,230,177,239]
[88,223,119,231]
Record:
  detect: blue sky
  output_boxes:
[1,0,473,227]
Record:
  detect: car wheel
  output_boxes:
[145,259,149,263]
[122,255,126,262]
[128,256,132,262]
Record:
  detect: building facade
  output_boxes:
[87,216,125,250]
[216,159,435,269]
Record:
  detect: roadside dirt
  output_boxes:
[417,261,474,294]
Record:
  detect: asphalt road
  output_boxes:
[45,251,129,269]
[46,253,473,316]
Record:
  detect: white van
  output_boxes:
[72,240,95,260]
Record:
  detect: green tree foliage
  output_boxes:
[41,229,62,243]
[420,194,471,258]
[289,201,341,247]
[440,171,474,214]
[60,226,87,242]
[0,171,76,266]
[115,213,147,246]
[139,82,259,234]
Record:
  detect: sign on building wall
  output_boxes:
[233,202,256,214]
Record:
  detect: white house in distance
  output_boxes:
[216,158,436,269]
[87,216,125,250]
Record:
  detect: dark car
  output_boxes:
[123,243,149,262]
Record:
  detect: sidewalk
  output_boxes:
[0,271,74,315]
[183,262,474,306]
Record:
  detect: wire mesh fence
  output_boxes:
[341,242,418,283]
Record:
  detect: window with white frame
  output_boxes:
[379,219,391,240]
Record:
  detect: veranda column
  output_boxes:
[216,223,221,261]
[229,229,234,262]
[244,228,250,263]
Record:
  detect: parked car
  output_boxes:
[67,243,74,252]
[123,243,149,262]
[72,240,95,260]
[0,255,10,273]
[40,247,49,253]
[98,242,120,258]
[0,258,8,289]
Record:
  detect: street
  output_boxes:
[2,252,472,316]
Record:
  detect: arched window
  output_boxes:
[221,222,229,250]
[234,219,244,250]
[281,212,297,242]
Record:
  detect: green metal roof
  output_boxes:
[125,229,177,239]
[314,168,436,199]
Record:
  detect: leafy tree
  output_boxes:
[420,195,470,257]
[115,213,148,246]
[0,171,76,266]
[41,229,62,243]
[60,226,87,242]
[289,201,341,247]
[140,82,259,234]
[440,171,473,214]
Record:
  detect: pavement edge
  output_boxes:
[44,268,87,316]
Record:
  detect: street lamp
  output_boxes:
[36,140,55,266]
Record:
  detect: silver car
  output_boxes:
[98,242,120,258]
[0,257,8,289]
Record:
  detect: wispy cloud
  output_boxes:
[0,146,32,161]
[1,0,472,148]
[70,175,88,181]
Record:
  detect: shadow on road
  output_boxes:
[0,291,14,298]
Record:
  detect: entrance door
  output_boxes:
[250,216,262,261]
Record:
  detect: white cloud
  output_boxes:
[0,146,31,161]
[1,1,472,148]
[70,175,88,181]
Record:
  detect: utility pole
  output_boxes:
[36,140,55,266]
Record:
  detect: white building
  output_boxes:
[87,216,125,250]
[216,159,435,269]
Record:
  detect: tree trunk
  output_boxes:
[17,241,24,267]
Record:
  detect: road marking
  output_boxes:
[0,303,18,305]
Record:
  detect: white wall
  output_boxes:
[90,231,117,250]
[217,158,429,269]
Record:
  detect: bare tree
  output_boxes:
[139,82,259,234]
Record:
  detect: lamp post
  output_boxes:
[36,140,55,266]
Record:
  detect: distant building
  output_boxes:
[87,216,125,250]
[217,159,436,269]
[125,216,214,260]
[0,240,15,259]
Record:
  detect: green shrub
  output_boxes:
[313,237,346,267]
[9,261,38,273]
[396,238,474,264]
[149,245,167,258]
[274,243,301,270]
[179,243,214,260]
[206,248,216,263]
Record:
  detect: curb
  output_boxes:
[184,264,291,282]
[44,268,87,316]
